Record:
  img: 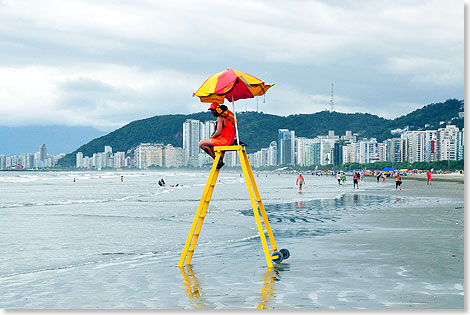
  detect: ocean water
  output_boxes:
[0,170,348,277]
[0,170,464,309]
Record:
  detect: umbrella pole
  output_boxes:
[232,93,240,145]
[232,95,240,146]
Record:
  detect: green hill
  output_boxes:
[57,98,463,167]
[391,98,463,130]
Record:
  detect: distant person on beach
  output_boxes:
[376,172,381,183]
[336,172,342,185]
[342,172,346,184]
[353,172,359,189]
[426,171,432,185]
[199,102,237,170]
[296,173,305,193]
[121,176,123,182]
[395,173,402,190]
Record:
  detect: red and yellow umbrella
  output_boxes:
[193,68,274,146]
[193,68,274,103]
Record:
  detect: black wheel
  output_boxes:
[280,248,290,260]
[271,251,284,263]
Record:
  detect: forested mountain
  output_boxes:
[57,98,463,167]
[391,98,464,131]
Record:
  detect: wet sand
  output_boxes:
[0,176,464,309]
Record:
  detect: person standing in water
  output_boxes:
[199,102,237,170]
[395,172,402,190]
[336,172,342,185]
[296,173,305,193]
[426,170,432,185]
[353,171,359,189]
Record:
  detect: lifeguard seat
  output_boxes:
[177,145,289,268]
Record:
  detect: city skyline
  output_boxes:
[3,118,462,171]
[0,1,464,133]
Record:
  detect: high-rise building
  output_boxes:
[25,153,34,169]
[277,129,295,165]
[296,137,319,166]
[341,130,356,143]
[76,152,84,168]
[163,144,184,168]
[377,143,387,162]
[437,125,461,161]
[182,119,215,167]
[96,152,105,169]
[333,141,343,166]
[39,144,48,161]
[457,128,464,160]
[342,142,357,164]
[267,141,277,166]
[114,152,126,169]
[224,151,239,167]
[385,138,408,163]
[319,139,335,165]
[310,142,321,165]
[34,152,41,168]
[403,131,436,163]
[104,146,113,157]
[357,138,378,164]
[183,119,202,167]
[0,155,6,170]
[134,143,166,169]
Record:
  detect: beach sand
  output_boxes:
[0,176,464,309]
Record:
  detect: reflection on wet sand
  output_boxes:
[179,265,208,309]
[257,264,290,309]
[179,263,290,309]
[257,268,277,309]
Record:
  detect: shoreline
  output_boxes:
[399,173,464,183]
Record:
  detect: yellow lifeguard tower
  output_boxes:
[177,145,289,268]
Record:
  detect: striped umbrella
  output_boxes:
[193,68,274,145]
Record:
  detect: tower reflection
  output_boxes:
[179,264,208,308]
[179,263,289,309]
[257,264,289,309]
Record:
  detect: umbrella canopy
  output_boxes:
[194,68,274,103]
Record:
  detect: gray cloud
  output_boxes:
[0,0,464,130]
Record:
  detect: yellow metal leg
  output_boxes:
[178,151,224,267]
[241,149,278,253]
[239,148,274,268]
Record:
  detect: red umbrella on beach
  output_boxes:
[193,68,274,103]
[193,68,274,144]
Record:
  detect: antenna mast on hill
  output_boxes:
[329,82,335,112]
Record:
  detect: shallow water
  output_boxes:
[0,171,422,277]
[0,170,464,309]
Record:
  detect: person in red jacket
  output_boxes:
[199,102,237,169]
[426,170,432,185]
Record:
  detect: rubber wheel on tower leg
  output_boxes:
[280,248,290,260]
[271,251,284,264]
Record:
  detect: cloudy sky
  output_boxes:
[0,0,464,132]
